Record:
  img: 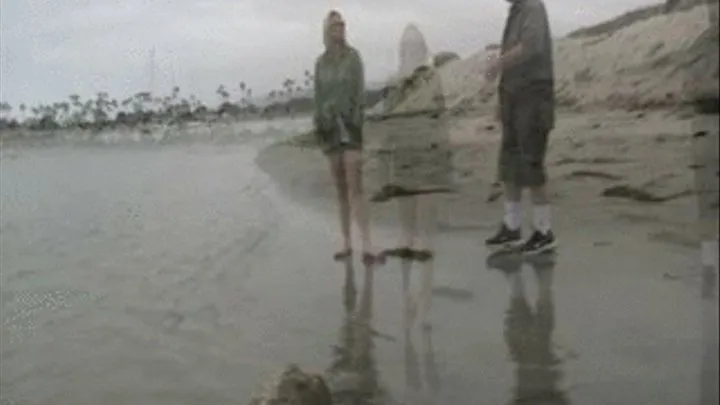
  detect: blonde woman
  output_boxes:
[313,10,379,266]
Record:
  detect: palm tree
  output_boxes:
[59,102,70,126]
[82,99,93,123]
[282,78,295,100]
[92,92,113,125]
[0,102,12,120]
[304,69,313,89]
[216,85,230,102]
[49,102,62,126]
[246,87,256,115]
[19,103,27,123]
[110,99,119,120]
[237,82,255,116]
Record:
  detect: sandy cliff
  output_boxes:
[381,4,716,116]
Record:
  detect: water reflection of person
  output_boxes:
[313,10,378,266]
[327,262,386,403]
[487,252,569,404]
[372,23,452,265]
[402,255,441,405]
[700,260,718,405]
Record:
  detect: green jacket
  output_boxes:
[313,46,365,146]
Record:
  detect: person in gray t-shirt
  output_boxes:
[484,0,557,255]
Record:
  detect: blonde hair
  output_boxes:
[323,10,345,49]
[398,23,430,77]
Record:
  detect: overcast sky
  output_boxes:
[0,0,661,107]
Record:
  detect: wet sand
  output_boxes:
[0,116,717,404]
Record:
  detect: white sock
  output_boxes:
[532,205,552,234]
[701,240,719,269]
[503,202,522,230]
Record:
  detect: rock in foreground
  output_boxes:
[248,364,332,405]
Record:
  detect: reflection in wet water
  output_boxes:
[700,265,718,405]
[0,128,711,404]
[327,262,387,403]
[402,254,441,405]
[0,289,101,345]
[487,252,569,405]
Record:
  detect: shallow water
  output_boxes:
[0,124,716,404]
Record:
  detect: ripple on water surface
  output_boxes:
[0,289,103,345]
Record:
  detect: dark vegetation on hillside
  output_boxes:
[568,0,707,39]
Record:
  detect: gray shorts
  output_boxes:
[317,117,364,155]
[498,86,555,187]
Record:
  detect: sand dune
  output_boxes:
[384,4,716,116]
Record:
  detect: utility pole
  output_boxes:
[149,47,156,94]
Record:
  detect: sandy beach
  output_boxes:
[257,108,716,251]
[387,4,717,116]
[247,3,719,398]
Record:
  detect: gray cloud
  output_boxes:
[1,0,659,107]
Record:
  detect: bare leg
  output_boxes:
[328,153,352,254]
[417,194,438,326]
[400,199,416,327]
[401,257,416,328]
[344,150,373,254]
[398,196,419,249]
[351,265,374,368]
[422,318,440,395]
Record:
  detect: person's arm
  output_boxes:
[497,1,550,72]
[348,49,365,128]
[496,44,524,71]
[313,58,323,132]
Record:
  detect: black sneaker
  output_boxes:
[485,223,523,249]
[520,230,557,255]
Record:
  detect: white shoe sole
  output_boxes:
[522,240,558,255]
[486,240,524,254]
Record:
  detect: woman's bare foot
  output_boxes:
[333,248,352,261]
[334,239,352,261]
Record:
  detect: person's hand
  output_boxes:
[322,102,335,118]
[484,53,501,82]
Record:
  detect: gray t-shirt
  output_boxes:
[499,0,554,95]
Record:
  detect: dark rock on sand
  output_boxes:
[601,184,694,202]
[565,170,624,181]
[554,156,632,166]
[248,364,332,405]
